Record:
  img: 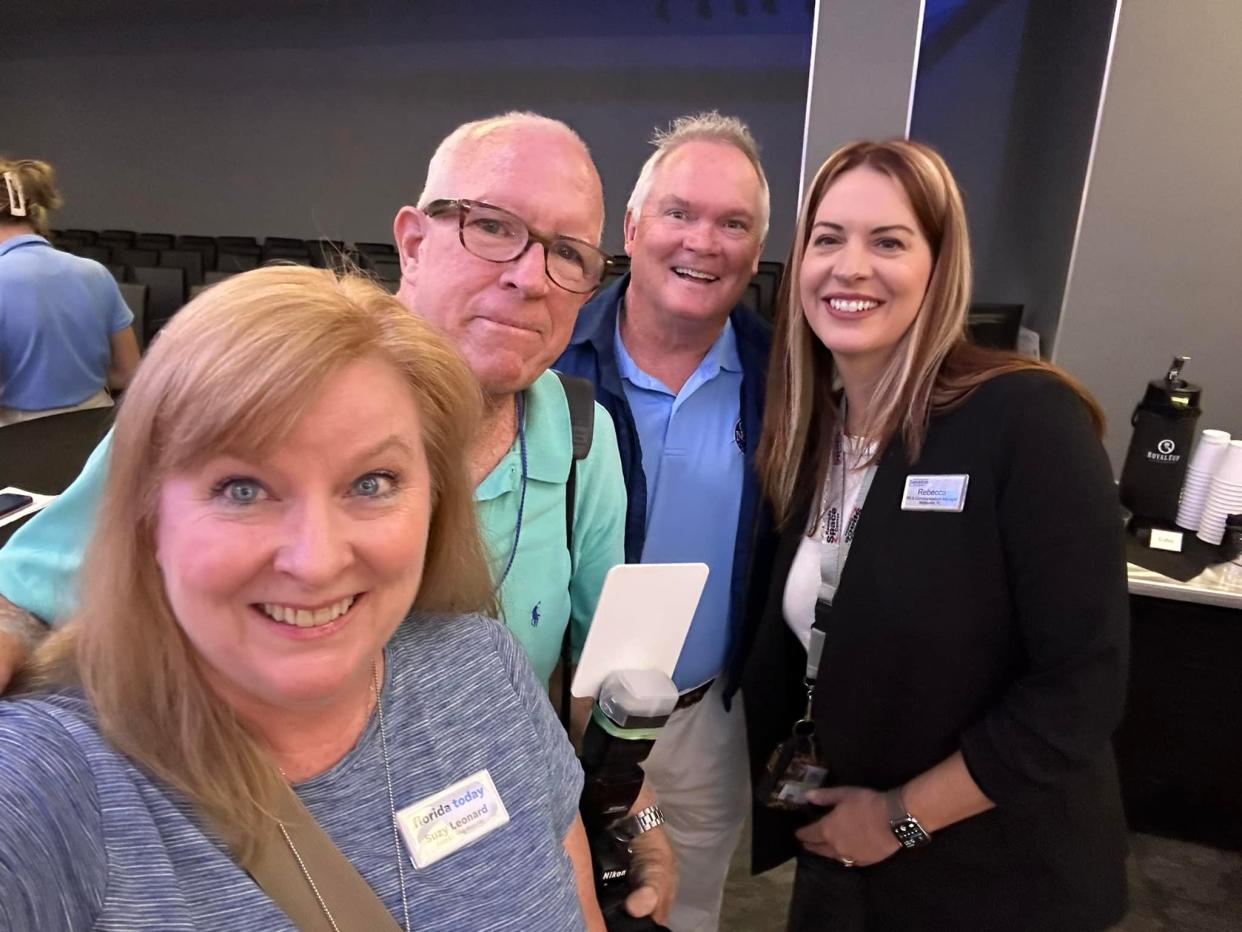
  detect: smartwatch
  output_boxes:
[885,789,932,849]
[608,805,665,845]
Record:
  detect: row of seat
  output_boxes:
[49,228,791,343]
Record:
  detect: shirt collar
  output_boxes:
[0,234,51,258]
[474,369,573,501]
[614,302,742,394]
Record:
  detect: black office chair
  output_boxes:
[118,282,149,349]
[355,242,397,258]
[217,250,260,273]
[966,303,1024,350]
[158,248,205,286]
[306,239,352,270]
[136,233,175,251]
[262,244,312,265]
[176,236,217,273]
[114,248,159,270]
[132,266,187,343]
[264,236,304,249]
[70,244,112,264]
[60,229,98,246]
[99,229,136,248]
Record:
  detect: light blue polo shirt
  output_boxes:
[615,316,745,690]
[0,235,132,410]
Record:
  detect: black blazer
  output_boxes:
[733,371,1130,931]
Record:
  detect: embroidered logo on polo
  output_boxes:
[530,601,541,627]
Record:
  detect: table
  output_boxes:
[1117,561,1242,850]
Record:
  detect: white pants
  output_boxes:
[0,388,112,427]
[641,681,750,932]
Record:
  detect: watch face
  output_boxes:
[893,819,931,849]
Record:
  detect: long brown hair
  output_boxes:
[757,139,1103,524]
[20,265,494,864]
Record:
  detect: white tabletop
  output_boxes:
[1127,561,1242,610]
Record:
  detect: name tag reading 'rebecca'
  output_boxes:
[901,474,970,512]
[396,769,511,869]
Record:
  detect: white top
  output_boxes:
[783,436,878,650]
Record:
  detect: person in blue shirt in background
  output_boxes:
[557,111,772,932]
[0,157,140,425]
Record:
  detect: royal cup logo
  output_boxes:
[1147,438,1181,463]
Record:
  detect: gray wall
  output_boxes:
[2,1,812,258]
[1053,0,1242,469]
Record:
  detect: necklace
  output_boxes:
[279,659,411,931]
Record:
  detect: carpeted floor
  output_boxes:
[720,826,1242,931]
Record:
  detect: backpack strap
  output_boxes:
[555,371,595,729]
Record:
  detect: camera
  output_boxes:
[579,670,678,932]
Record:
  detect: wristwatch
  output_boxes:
[608,805,665,845]
[884,789,932,849]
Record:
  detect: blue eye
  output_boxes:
[213,478,268,505]
[350,472,397,498]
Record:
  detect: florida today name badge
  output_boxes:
[396,769,510,868]
[902,474,970,512]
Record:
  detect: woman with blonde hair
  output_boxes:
[0,265,605,931]
[731,140,1129,930]
[0,157,140,424]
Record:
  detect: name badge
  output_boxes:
[396,769,510,869]
[902,474,969,512]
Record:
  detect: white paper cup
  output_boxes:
[1186,430,1232,475]
[1214,441,1242,485]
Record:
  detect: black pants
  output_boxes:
[786,852,866,932]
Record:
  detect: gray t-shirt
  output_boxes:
[0,612,585,931]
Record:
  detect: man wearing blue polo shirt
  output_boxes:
[556,112,771,932]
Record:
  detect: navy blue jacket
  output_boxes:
[555,274,771,687]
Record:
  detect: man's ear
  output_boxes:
[393,206,429,277]
[622,208,638,259]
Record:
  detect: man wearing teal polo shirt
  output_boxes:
[0,112,675,921]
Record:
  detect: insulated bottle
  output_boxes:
[1119,356,1202,523]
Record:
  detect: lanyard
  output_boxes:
[804,412,877,686]
[496,391,528,589]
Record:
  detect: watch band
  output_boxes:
[884,789,932,849]
[609,804,665,844]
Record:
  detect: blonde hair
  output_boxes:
[0,157,63,236]
[627,111,770,239]
[758,139,1103,524]
[21,265,494,864]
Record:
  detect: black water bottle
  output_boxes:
[1119,356,1202,524]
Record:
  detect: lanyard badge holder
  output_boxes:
[756,607,832,809]
[757,411,872,811]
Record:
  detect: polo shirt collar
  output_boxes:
[474,368,572,502]
[614,302,742,393]
[0,234,50,257]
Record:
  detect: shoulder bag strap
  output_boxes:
[241,782,404,932]
[554,371,596,730]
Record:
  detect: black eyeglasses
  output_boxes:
[424,198,611,294]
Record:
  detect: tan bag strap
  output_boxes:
[242,783,405,932]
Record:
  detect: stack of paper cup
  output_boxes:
[1177,429,1232,530]
[1197,439,1242,545]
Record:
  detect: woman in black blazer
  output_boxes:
[732,140,1129,931]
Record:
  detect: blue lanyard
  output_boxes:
[496,391,528,589]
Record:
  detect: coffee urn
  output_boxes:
[1119,356,1202,524]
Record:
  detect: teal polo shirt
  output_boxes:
[0,370,626,688]
[476,369,627,684]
